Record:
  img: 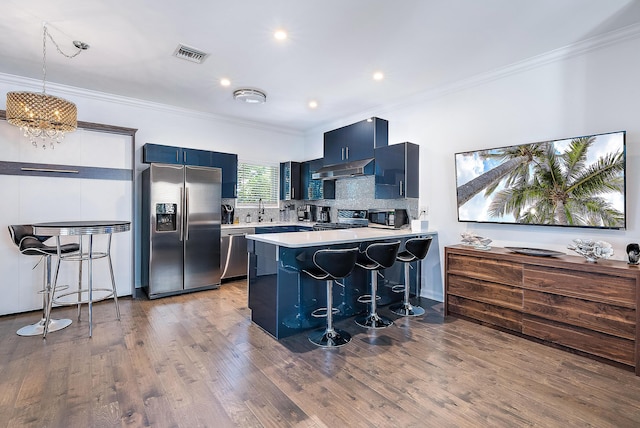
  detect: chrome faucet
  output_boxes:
[257,198,265,223]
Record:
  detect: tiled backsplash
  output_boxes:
[225,175,418,224]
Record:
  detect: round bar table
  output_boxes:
[32,221,131,337]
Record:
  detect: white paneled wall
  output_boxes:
[0,121,133,315]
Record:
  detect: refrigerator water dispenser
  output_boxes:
[156,203,177,232]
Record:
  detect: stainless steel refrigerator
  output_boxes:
[142,163,222,299]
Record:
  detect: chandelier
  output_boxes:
[6,24,89,149]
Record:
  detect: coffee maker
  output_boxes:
[222,204,234,224]
[319,206,330,223]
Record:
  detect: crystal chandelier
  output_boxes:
[6,24,89,149]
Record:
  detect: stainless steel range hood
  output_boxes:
[311,158,374,180]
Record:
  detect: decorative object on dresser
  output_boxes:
[567,238,614,262]
[445,245,639,376]
[627,243,640,265]
[460,232,492,250]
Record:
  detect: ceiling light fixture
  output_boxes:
[233,88,267,104]
[274,30,287,40]
[6,23,89,149]
[220,78,231,87]
[373,71,384,81]
[308,100,318,109]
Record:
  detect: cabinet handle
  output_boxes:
[399,180,404,196]
[292,187,295,199]
[341,148,345,161]
[345,146,349,160]
[176,151,179,163]
[184,151,187,163]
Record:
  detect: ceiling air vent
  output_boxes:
[173,44,209,64]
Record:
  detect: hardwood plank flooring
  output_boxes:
[0,279,639,427]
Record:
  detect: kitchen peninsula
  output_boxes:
[246,228,437,338]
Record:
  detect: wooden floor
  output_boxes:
[1,280,639,428]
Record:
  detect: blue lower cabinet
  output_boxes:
[247,238,418,339]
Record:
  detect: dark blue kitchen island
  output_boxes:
[246,228,436,339]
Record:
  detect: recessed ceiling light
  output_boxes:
[274,30,287,40]
[373,71,384,81]
[308,100,318,109]
[220,78,231,87]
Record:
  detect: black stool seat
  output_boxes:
[302,247,358,347]
[355,241,400,329]
[390,237,432,317]
[8,225,80,337]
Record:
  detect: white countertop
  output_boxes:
[222,221,314,230]
[246,227,436,248]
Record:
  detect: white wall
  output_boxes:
[0,73,307,297]
[304,32,640,300]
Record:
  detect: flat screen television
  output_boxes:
[455,130,626,229]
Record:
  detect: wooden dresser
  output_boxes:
[445,245,640,375]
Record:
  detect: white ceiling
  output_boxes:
[2,0,640,132]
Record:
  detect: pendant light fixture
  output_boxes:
[6,23,89,149]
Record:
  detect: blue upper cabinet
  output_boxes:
[323,117,388,165]
[374,142,419,199]
[143,143,212,166]
[280,161,302,200]
[143,143,238,198]
[211,151,238,198]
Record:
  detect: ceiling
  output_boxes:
[2,0,640,132]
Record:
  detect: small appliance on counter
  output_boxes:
[297,204,314,222]
[367,209,409,229]
[222,204,234,224]
[318,206,331,223]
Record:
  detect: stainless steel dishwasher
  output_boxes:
[221,227,254,280]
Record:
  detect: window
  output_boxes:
[236,161,279,207]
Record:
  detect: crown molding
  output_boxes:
[380,22,640,115]
[0,72,303,137]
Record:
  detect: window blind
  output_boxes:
[236,161,279,206]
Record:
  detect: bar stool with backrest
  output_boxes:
[389,237,433,317]
[302,247,359,347]
[8,225,79,337]
[355,240,401,329]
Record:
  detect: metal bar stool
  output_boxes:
[7,225,79,337]
[355,240,401,329]
[389,237,432,317]
[302,247,359,347]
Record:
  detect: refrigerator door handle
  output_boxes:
[184,187,190,240]
[179,187,184,242]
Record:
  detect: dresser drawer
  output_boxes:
[447,254,522,287]
[448,274,522,311]
[522,315,635,366]
[448,295,522,332]
[523,290,635,340]
[523,265,635,308]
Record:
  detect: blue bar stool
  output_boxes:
[389,237,432,317]
[302,247,359,347]
[355,241,401,329]
[8,225,79,337]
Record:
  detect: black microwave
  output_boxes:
[367,209,409,229]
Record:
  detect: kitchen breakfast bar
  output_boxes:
[246,228,437,339]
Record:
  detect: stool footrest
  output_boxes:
[357,294,381,304]
[391,284,406,293]
[311,307,340,318]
